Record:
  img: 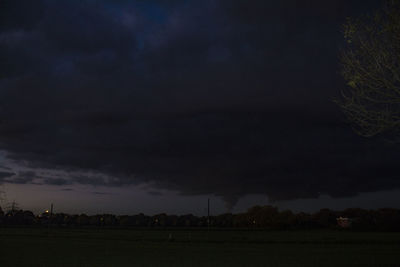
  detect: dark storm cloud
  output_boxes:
[148,191,163,196]
[0,170,42,184]
[92,191,115,196]
[43,178,71,186]
[0,171,15,182]
[61,188,73,192]
[1,0,393,208]
[0,165,12,170]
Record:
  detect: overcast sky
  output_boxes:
[1,0,399,215]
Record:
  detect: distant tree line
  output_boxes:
[1,205,400,231]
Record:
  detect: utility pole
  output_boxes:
[207,198,210,229]
[47,203,53,234]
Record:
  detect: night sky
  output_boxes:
[1,0,399,215]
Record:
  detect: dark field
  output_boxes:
[0,228,399,267]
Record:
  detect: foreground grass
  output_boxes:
[0,228,399,267]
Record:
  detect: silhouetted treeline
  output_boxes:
[1,205,400,231]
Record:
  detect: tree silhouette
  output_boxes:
[336,0,400,139]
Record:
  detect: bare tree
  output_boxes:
[336,0,400,139]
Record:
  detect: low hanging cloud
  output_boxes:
[1,0,396,208]
[0,171,15,182]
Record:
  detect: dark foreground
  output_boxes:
[0,228,399,267]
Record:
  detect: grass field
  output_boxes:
[0,228,399,267]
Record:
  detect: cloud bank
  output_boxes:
[2,0,396,208]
